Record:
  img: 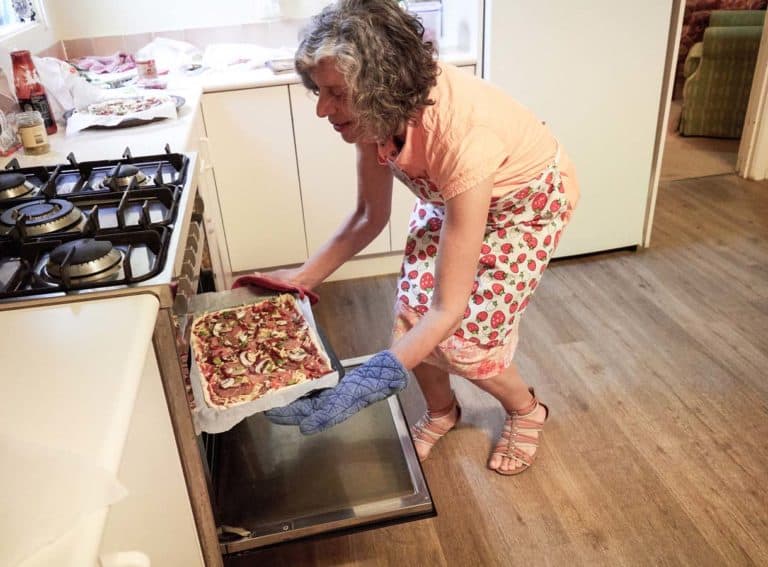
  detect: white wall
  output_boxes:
[45,0,282,39]
[0,20,57,53]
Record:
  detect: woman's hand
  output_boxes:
[231,267,320,303]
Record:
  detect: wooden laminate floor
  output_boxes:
[228,173,768,566]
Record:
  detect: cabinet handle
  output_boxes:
[198,136,215,171]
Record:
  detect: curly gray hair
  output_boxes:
[295,0,439,141]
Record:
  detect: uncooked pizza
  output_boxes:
[191,294,333,409]
[86,95,168,116]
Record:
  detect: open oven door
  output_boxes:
[208,354,434,556]
[181,288,435,557]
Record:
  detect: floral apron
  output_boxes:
[386,146,572,379]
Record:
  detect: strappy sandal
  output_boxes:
[490,387,549,476]
[411,393,462,463]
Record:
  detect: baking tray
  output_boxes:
[185,286,344,434]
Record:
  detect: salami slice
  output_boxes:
[190,294,333,409]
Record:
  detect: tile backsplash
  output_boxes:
[60,19,308,60]
[36,41,67,60]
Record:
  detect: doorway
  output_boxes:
[660,0,766,182]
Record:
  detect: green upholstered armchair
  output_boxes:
[680,10,765,138]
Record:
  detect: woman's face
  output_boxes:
[310,58,363,144]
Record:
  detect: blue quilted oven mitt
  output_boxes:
[263,393,324,426]
[299,350,408,435]
[264,351,408,434]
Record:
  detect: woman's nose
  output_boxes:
[316,93,333,118]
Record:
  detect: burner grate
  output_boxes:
[0,146,188,300]
[0,228,171,297]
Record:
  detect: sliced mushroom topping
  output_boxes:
[213,321,234,337]
[239,350,258,367]
[220,375,249,389]
[223,363,247,376]
[287,348,307,362]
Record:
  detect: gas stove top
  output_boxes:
[0,146,195,303]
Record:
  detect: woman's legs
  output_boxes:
[413,362,453,409]
[411,362,460,461]
[470,361,547,474]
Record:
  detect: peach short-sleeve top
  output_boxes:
[381,63,579,206]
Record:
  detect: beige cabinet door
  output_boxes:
[202,87,307,272]
[389,64,478,252]
[289,84,390,257]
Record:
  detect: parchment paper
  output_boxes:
[187,288,340,434]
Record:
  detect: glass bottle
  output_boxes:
[16,110,50,155]
[11,50,57,135]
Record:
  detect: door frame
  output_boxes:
[737,14,768,180]
[642,0,686,248]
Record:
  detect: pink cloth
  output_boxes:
[75,52,136,74]
[231,274,320,305]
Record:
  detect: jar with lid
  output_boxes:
[16,111,50,155]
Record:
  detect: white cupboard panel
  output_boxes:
[202,88,307,271]
[99,348,203,566]
[289,85,390,257]
[484,1,672,257]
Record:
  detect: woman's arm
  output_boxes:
[390,175,494,368]
[264,177,495,433]
[266,142,393,288]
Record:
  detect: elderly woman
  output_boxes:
[265,0,579,476]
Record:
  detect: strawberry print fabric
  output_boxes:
[389,149,572,380]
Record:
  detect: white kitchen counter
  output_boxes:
[0,85,203,168]
[0,293,160,567]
